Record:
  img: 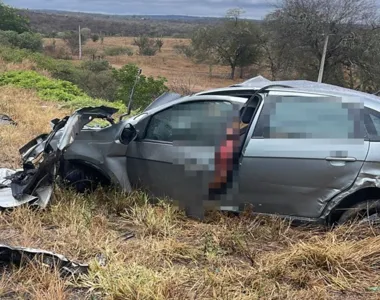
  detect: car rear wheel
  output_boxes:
[337,200,380,225]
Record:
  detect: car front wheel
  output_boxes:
[338,199,380,225]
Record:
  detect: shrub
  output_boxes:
[0,46,119,102]
[112,63,168,110]
[133,36,159,56]
[77,70,119,101]
[81,60,111,72]
[0,70,126,110]
[104,46,133,57]
[18,32,43,52]
[80,28,92,40]
[62,31,89,55]
[0,70,85,101]
[91,34,100,42]
[82,47,98,58]
[45,46,72,60]
[0,46,34,63]
[155,38,164,52]
[173,44,194,58]
[0,30,43,52]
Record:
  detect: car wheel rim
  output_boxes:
[359,212,380,225]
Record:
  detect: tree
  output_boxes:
[258,16,296,80]
[80,27,92,39]
[155,38,164,52]
[0,30,43,52]
[133,36,159,56]
[191,8,262,79]
[92,34,100,42]
[265,0,379,86]
[112,64,168,109]
[0,2,29,33]
[62,30,89,55]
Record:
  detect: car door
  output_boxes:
[126,98,240,218]
[238,93,369,219]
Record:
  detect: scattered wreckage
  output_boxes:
[0,114,16,126]
[3,75,380,225]
[0,106,121,210]
[0,244,88,277]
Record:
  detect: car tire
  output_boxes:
[337,199,380,225]
[62,166,100,193]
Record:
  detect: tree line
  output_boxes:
[185,0,380,94]
[17,9,204,38]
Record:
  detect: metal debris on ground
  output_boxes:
[119,231,135,241]
[0,244,89,277]
[0,114,17,126]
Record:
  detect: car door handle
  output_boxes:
[325,156,357,162]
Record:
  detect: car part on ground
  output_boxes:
[0,244,88,277]
[0,114,16,126]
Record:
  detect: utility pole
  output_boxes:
[78,25,82,60]
[317,34,330,83]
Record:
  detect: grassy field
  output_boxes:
[1,41,380,299]
[45,37,248,92]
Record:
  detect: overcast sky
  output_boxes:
[3,0,277,19]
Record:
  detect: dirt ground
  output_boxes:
[45,37,258,92]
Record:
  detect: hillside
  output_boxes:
[17,9,221,37]
[34,9,225,22]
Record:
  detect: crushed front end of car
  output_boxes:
[0,106,119,209]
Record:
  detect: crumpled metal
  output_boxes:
[0,244,88,277]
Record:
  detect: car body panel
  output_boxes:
[125,95,244,218]
[320,141,380,218]
[239,139,369,218]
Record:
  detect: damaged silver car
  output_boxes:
[3,75,380,225]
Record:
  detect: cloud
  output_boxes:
[4,0,276,19]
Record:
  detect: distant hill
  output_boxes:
[17,9,261,38]
[34,9,223,23]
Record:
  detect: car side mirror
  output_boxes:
[120,123,138,145]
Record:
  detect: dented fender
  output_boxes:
[320,142,380,219]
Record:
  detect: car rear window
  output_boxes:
[253,95,363,139]
[364,107,380,141]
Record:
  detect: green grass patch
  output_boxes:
[104,46,134,57]
[0,70,126,110]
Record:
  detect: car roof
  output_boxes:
[195,77,380,111]
[142,94,247,115]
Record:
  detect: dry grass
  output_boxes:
[0,86,69,168]
[43,37,251,91]
[1,59,380,300]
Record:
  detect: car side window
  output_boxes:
[253,95,362,139]
[364,107,380,141]
[145,107,174,141]
[145,100,235,143]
